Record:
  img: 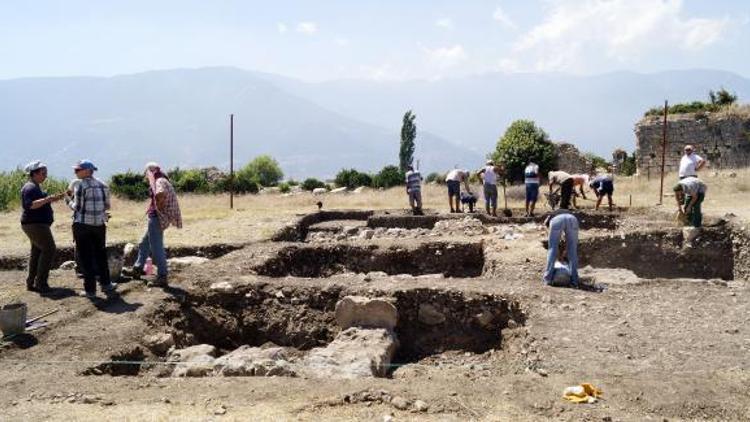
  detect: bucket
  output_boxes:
[0,303,27,336]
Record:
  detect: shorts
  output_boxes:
[525,183,539,202]
[483,184,498,208]
[447,180,461,196]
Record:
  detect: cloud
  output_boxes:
[492,6,517,29]
[296,22,318,35]
[435,17,454,30]
[512,0,729,72]
[334,38,350,47]
[424,44,468,68]
[277,23,288,34]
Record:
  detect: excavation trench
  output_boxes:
[253,241,486,278]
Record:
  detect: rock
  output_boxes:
[359,229,375,240]
[412,399,429,412]
[353,186,369,194]
[330,187,348,194]
[391,396,409,410]
[312,188,328,195]
[142,333,175,355]
[475,311,494,328]
[168,256,210,269]
[168,344,218,377]
[59,260,76,270]
[214,405,227,415]
[123,242,137,261]
[213,345,296,377]
[210,281,235,293]
[335,296,398,330]
[366,271,388,279]
[683,226,701,244]
[343,226,359,236]
[418,304,446,325]
[301,327,398,379]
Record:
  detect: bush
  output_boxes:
[241,155,283,187]
[491,120,556,183]
[172,168,210,193]
[301,178,327,191]
[109,171,150,201]
[334,168,373,189]
[645,88,738,116]
[0,169,67,211]
[278,182,291,193]
[286,179,299,186]
[620,153,637,176]
[233,169,260,194]
[372,165,404,189]
[425,172,445,184]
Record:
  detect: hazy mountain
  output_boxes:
[264,69,750,158]
[0,68,480,179]
[1,67,748,179]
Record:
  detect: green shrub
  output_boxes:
[109,171,150,201]
[645,88,738,117]
[233,169,260,194]
[286,179,299,186]
[334,168,373,189]
[372,165,404,189]
[172,169,210,193]
[491,120,556,183]
[301,178,327,191]
[425,172,445,184]
[241,155,283,187]
[0,169,67,211]
[279,182,291,193]
[620,153,637,176]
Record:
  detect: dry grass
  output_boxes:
[0,169,748,256]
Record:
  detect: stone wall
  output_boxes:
[554,142,594,174]
[635,110,750,175]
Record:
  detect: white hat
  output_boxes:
[24,160,47,173]
[144,162,160,172]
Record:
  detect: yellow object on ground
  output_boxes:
[563,383,603,404]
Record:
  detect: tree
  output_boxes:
[491,120,556,182]
[584,153,610,171]
[334,168,373,189]
[399,110,417,172]
[241,155,284,187]
[301,178,327,191]
[373,165,404,189]
[709,88,737,106]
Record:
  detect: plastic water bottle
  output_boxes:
[144,257,153,276]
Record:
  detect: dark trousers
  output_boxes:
[560,179,574,209]
[21,224,56,289]
[73,223,110,293]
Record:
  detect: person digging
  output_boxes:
[673,176,706,228]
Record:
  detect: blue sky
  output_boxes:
[1,0,748,81]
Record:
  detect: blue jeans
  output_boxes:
[544,213,579,286]
[134,215,167,277]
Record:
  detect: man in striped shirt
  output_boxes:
[65,159,116,298]
[404,165,423,215]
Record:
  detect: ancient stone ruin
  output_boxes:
[554,142,594,174]
[635,108,750,175]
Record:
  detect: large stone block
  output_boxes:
[334,296,398,330]
[300,327,398,379]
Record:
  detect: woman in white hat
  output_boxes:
[20,160,64,294]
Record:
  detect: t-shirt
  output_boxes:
[524,164,540,184]
[445,169,466,182]
[481,166,497,185]
[679,153,703,178]
[20,181,53,225]
[405,170,422,193]
[548,171,572,185]
[678,177,707,196]
[571,174,589,186]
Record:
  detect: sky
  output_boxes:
[1,0,749,81]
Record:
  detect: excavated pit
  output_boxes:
[150,283,525,374]
[254,241,485,278]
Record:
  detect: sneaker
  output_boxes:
[101,283,118,293]
[78,290,97,299]
[122,266,143,279]
[147,276,168,288]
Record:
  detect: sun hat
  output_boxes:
[24,160,47,173]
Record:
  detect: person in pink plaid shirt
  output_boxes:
[123,162,182,287]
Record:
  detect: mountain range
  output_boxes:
[1,67,748,179]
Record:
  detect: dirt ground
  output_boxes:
[1,205,749,421]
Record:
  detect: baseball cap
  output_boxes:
[73,159,98,171]
[24,160,47,173]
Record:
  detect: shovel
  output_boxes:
[501,182,512,217]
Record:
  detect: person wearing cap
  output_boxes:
[678,145,705,180]
[673,176,707,227]
[524,161,540,217]
[477,160,503,217]
[404,165,423,215]
[20,161,65,294]
[548,170,575,210]
[123,162,182,287]
[445,168,471,213]
[64,159,116,298]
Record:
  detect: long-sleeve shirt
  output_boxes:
[66,177,111,226]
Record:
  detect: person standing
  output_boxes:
[678,145,706,179]
[445,168,471,213]
[65,159,116,298]
[543,209,579,288]
[478,161,501,217]
[524,161,540,217]
[673,176,707,228]
[124,162,182,287]
[20,161,65,294]
[404,165,423,215]
[548,170,575,209]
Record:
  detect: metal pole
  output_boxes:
[659,100,668,205]
[230,114,234,210]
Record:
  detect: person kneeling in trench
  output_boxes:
[542,209,579,287]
